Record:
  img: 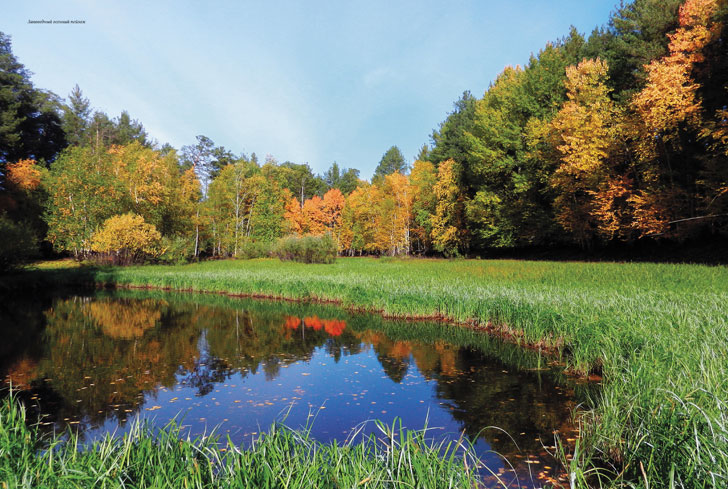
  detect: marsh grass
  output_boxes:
[0,394,482,489]
[7,257,728,487]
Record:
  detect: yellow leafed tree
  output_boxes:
[90,213,162,265]
[431,159,467,256]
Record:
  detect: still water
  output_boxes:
[1,289,590,488]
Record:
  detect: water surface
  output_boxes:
[1,290,589,487]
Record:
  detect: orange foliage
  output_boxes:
[284,315,301,330]
[322,319,346,337]
[284,197,304,234]
[591,176,635,240]
[389,341,412,359]
[6,159,41,191]
[304,315,323,331]
[633,0,719,141]
[322,188,345,229]
[628,190,674,237]
[298,316,346,336]
[302,196,328,235]
[4,356,39,390]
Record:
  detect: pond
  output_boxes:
[1,289,591,488]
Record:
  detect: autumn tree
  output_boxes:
[90,213,161,265]
[371,172,412,255]
[461,33,585,249]
[44,143,195,258]
[301,196,328,236]
[409,160,437,253]
[630,0,723,237]
[340,184,377,255]
[431,159,468,256]
[549,58,623,245]
[321,188,345,246]
[43,146,121,256]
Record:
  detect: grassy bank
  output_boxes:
[0,394,480,489]
[8,257,728,487]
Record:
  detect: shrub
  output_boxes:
[90,213,161,265]
[273,234,337,264]
[237,239,273,259]
[158,236,196,265]
[0,214,37,271]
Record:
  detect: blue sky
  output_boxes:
[4,1,617,179]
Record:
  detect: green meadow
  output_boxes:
[8,256,728,487]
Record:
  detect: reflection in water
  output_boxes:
[1,291,589,488]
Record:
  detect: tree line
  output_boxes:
[1,0,727,267]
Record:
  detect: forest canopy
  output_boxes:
[0,0,726,267]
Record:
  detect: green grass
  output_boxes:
[6,256,728,487]
[0,394,481,489]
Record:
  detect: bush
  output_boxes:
[90,213,161,265]
[158,236,196,265]
[273,234,337,264]
[0,214,37,271]
[237,239,273,259]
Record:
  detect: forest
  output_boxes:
[1,0,727,269]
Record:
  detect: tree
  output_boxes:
[461,33,584,249]
[284,196,305,235]
[429,92,477,167]
[43,146,121,256]
[340,184,377,255]
[321,188,345,246]
[44,143,195,257]
[549,58,623,245]
[204,158,257,256]
[301,196,328,236]
[373,146,407,180]
[431,159,468,256]
[590,0,683,100]
[409,160,437,253]
[62,85,91,147]
[374,172,412,255]
[323,162,361,195]
[338,168,362,195]
[0,32,65,166]
[324,162,341,188]
[275,162,327,203]
[248,170,291,243]
[629,0,723,238]
[113,111,148,146]
[181,135,217,197]
[90,213,161,265]
[107,142,181,234]
[633,0,719,142]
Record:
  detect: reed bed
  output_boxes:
[0,394,482,489]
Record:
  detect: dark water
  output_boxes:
[1,289,591,488]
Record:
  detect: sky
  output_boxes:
[4,1,618,179]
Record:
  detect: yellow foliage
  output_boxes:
[550,58,622,244]
[431,159,467,255]
[87,299,162,339]
[91,213,162,263]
